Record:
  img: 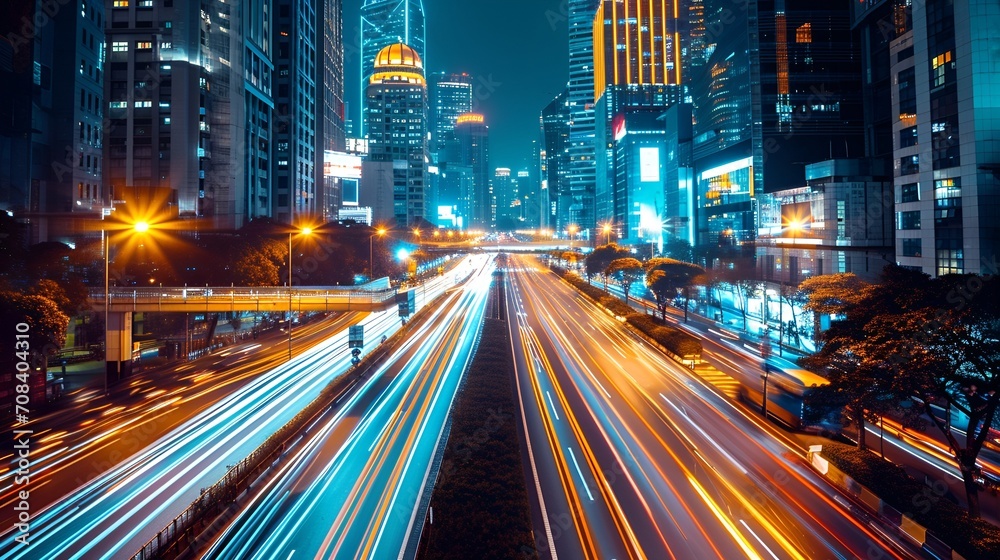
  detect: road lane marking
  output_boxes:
[566,447,594,501]
[739,519,780,560]
[546,391,560,421]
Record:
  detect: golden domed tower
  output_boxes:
[366,43,428,228]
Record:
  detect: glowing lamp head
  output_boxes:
[397,248,410,261]
[134,221,150,233]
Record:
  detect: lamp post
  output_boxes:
[287,226,313,361]
[761,363,772,419]
[602,223,612,245]
[568,224,578,250]
[104,220,150,395]
[369,227,387,281]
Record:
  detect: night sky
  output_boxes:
[344,0,569,171]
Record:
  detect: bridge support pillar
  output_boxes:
[105,311,133,385]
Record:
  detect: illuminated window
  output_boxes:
[113,0,128,7]
[796,23,812,43]
[134,101,152,108]
[136,41,152,50]
[112,41,128,52]
[932,51,952,87]
[109,101,128,109]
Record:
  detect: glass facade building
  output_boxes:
[453,114,492,230]
[542,89,572,232]
[691,0,864,250]
[890,0,1000,276]
[567,0,601,236]
[273,0,318,224]
[365,43,427,227]
[360,0,425,136]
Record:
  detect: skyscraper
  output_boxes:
[453,113,491,230]
[273,0,318,224]
[429,72,474,156]
[360,0,426,135]
[592,1,684,238]
[542,89,572,231]
[567,0,601,236]
[317,0,347,220]
[690,0,864,248]
[890,0,1000,276]
[365,43,427,227]
[1,0,104,239]
[493,168,516,229]
[241,0,276,227]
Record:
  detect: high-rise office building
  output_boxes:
[542,89,572,231]
[890,0,1000,276]
[429,72,473,156]
[690,0,863,249]
[360,0,426,135]
[592,0,681,99]
[365,42,427,227]
[103,0,274,229]
[273,0,318,224]
[1,0,105,242]
[567,0,601,236]
[592,1,684,238]
[317,0,347,220]
[453,113,491,230]
[493,168,517,229]
[241,0,276,226]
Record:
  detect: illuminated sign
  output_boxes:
[324,151,362,179]
[640,147,660,182]
[456,113,485,125]
[613,113,627,142]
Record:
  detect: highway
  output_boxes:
[506,255,915,560]
[0,265,467,560]
[203,254,493,559]
[0,312,363,530]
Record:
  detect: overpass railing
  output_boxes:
[88,285,397,310]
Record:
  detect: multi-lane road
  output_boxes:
[505,254,915,559]
[203,254,494,559]
[0,266,466,559]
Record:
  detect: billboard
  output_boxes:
[640,147,660,182]
[324,151,362,179]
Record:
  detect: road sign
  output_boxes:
[348,325,364,348]
[396,289,415,318]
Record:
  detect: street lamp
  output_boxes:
[369,226,387,281]
[601,223,612,245]
[287,226,313,361]
[104,220,151,394]
[568,224,578,250]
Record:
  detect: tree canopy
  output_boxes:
[803,265,1000,518]
[606,257,644,302]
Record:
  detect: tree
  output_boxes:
[644,258,705,322]
[803,265,1000,518]
[586,243,629,288]
[0,291,70,356]
[663,238,693,262]
[231,249,280,286]
[28,280,72,317]
[606,258,643,302]
[720,263,761,332]
[799,273,869,316]
[871,274,1000,519]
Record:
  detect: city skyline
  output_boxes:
[345,0,568,170]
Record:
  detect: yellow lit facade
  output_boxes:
[593,0,681,101]
[370,43,425,85]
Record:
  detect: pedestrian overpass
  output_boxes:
[89,280,397,383]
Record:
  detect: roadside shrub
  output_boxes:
[822,442,1000,559]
